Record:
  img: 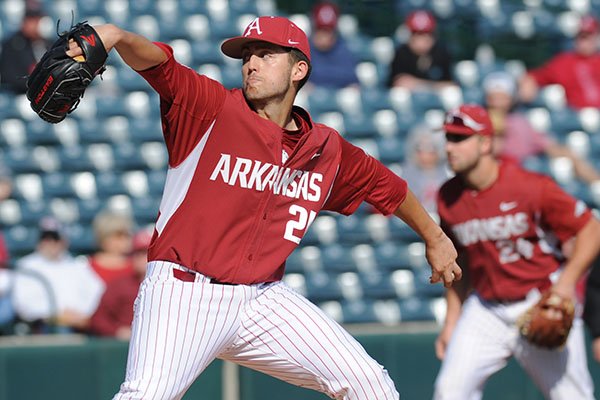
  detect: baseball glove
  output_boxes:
[517,290,575,349]
[26,22,108,123]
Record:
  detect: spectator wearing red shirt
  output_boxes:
[89,228,152,339]
[87,211,134,285]
[520,15,600,109]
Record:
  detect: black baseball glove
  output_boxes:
[26,22,108,123]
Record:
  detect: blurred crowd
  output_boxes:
[0,0,598,366]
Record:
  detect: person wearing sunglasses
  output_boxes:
[433,104,600,400]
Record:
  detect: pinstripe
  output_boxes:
[164,277,195,400]
[154,280,178,400]
[114,264,399,400]
[259,290,370,398]
[140,274,166,400]
[179,278,213,389]
[277,285,394,398]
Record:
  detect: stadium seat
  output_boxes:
[340,299,378,324]
[360,270,397,300]
[376,136,404,164]
[305,270,344,302]
[13,174,44,203]
[398,297,436,322]
[26,119,60,146]
[391,269,416,299]
[321,243,357,273]
[337,272,363,301]
[4,225,38,257]
[282,273,307,297]
[130,196,160,225]
[0,199,22,227]
[336,214,372,244]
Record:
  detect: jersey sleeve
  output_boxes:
[539,175,592,242]
[137,43,228,167]
[323,139,407,215]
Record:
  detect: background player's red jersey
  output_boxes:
[437,161,592,301]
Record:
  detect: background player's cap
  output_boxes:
[443,104,493,136]
[579,15,599,35]
[312,1,339,31]
[221,16,311,61]
[406,10,436,33]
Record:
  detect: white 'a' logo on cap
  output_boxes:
[244,18,263,37]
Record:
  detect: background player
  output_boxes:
[64,16,461,399]
[434,104,600,399]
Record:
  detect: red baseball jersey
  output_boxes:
[437,161,592,301]
[528,52,600,109]
[137,43,407,284]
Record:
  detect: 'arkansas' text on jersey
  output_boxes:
[209,153,323,202]
[452,212,529,247]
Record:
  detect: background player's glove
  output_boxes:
[517,290,575,349]
[26,22,107,123]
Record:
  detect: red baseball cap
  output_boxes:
[443,104,493,136]
[312,2,339,31]
[406,10,436,33]
[579,15,599,35]
[221,16,311,61]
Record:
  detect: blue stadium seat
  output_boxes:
[340,299,378,324]
[320,243,357,273]
[17,200,50,227]
[305,270,344,302]
[5,147,41,174]
[58,146,95,172]
[66,223,97,255]
[336,214,372,244]
[26,119,60,146]
[113,143,148,171]
[413,268,445,298]
[307,87,339,115]
[388,217,422,243]
[343,113,376,138]
[373,241,412,271]
[76,198,104,224]
[360,271,397,300]
[95,171,127,199]
[4,225,37,256]
[398,297,436,322]
[42,172,77,198]
[376,136,404,164]
[129,117,164,144]
[131,197,160,225]
[117,67,153,92]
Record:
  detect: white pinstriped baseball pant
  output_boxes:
[434,292,594,400]
[113,261,399,400]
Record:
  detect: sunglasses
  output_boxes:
[445,134,473,143]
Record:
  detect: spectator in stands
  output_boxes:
[387,10,455,91]
[88,210,134,285]
[519,15,600,109]
[12,216,104,333]
[584,261,600,362]
[485,71,600,184]
[89,228,152,340]
[306,1,359,89]
[401,123,449,213]
[0,1,51,94]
